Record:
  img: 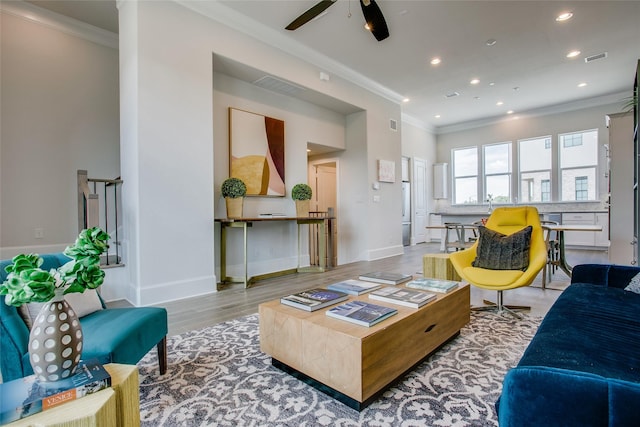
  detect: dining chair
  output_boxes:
[540,220,561,288]
[444,222,475,252]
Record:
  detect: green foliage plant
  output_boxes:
[221,177,247,199]
[291,183,312,201]
[0,227,110,306]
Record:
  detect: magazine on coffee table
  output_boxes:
[368,287,437,308]
[358,271,413,285]
[405,278,459,293]
[280,288,348,311]
[327,279,381,295]
[326,300,397,327]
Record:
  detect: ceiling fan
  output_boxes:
[285,0,389,42]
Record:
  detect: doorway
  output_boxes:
[309,160,338,266]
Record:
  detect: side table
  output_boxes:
[7,364,139,427]
[423,253,461,281]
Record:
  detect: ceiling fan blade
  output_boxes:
[286,0,338,31]
[360,0,389,41]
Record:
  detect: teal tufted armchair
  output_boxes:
[0,253,168,382]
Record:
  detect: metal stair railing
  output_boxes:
[77,170,124,267]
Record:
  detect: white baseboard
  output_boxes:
[367,245,404,261]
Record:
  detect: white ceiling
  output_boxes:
[24,0,640,130]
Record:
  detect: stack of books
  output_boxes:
[280,288,348,311]
[0,359,111,424]
[368,287,436,308]
[325,300,397,327]
[358,271,413,285]
[327,279,381,295]
[405,278,460,293]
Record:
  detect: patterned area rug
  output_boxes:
[137,312,540,426]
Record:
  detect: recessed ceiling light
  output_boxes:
[578,82,587,88]
[434,114,441,119]
[513,86,520,91]
[507,110,514,114]
[430,57,441,66]
[489,82,495,86]
[496,101,504,106]
[474,96,481,100]
[402,98,410,103]
[567,50,581,58]
[470,78,480,85]
[486,39,497,46]
[556,12,573,22]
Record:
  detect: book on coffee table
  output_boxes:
[280,288,348,311]
[0,358,111,424]
[405,278,460,293]
[326,300,397,327]
[358,271,413,285]
[327,279,381,295]
[368,287,437,308]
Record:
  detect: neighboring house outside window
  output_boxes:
[541,179,551,202]
[519,136,552,203]
[560,129,598,201]
[575,176,588,200]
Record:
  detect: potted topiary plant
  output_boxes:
[0,227,109,382]
[221,177,247,218]
[291,183,312,217]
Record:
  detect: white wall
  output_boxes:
[118,1,403,305]
[400,120,438,242]
[0,7,120,255]
[212,72,347,276]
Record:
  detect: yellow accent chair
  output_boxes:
[449,206,547,318]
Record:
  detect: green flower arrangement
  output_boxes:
[0,227,110,306]
[291,183,312,201]
[221,177,247,199]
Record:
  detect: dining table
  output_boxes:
[541,223,603,288]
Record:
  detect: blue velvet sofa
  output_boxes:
[1,253,168,382]
[498,263,640,426]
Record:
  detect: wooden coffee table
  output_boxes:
[259,282,470,410]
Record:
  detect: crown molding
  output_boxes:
[175,0,404,106]
[401,113,435,133]
[0,0,118,49]
[435,91,629,135]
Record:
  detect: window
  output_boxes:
[484,143,512,203]
[560,129,598,201]
[541,179,550,202]
[563,133,583,148]
[575,176,588,200]
[518,136,552,203]
[453,147,478,204]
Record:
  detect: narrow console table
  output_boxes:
[216,216,333,288]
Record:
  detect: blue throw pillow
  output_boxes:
[472,225,532,271]
[624,272,640,294]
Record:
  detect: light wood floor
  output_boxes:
[116,243,609,337]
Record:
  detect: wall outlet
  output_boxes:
[34,228,44,239]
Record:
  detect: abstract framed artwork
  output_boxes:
[229,108,285,196]
[378,159,395,183]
